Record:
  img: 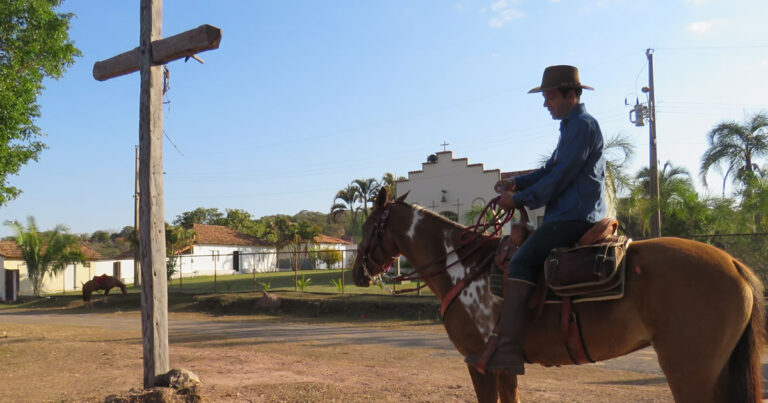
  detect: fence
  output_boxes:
[166,248,422,295]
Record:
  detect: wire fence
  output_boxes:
[166,249,424,295]
[163,233,768,295]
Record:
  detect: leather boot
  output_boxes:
[465,280,536,374]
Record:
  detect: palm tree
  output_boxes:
[330,184,359,223]
[604,133,635,201]
[5,216,85,296]
[380,172,406,200]
[632,161,699,237]
[352,178,380,217]
[700,112,768,195]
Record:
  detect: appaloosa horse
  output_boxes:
[352,188,765,403]
[82,274,127,308]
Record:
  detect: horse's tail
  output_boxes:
[726,259,765,403]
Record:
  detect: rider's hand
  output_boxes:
[498,192,516,211]
[494,179,516,194]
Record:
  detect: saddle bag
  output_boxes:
[544,237,630,297]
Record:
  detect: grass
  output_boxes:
[0,268,440,323]
[167,268,433,296]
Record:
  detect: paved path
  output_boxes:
[0,310,662,374]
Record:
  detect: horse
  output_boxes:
[352,188,765,403]
[82,274,127,308]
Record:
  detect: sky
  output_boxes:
[1,0,767,237]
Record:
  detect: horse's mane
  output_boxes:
[406,202,469,230]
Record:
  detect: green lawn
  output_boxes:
[167,268,433,296]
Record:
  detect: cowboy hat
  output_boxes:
[528,65,594,93]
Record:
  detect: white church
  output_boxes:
[395,150,546,229]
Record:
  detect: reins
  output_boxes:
[390,196,518,284]
[362,195,528,317]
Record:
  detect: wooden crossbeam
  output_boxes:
[93,24,221,81]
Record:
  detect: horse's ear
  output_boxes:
[395,191,410,203]
[374,187,389,210]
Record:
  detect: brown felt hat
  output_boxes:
[528,65,594,94]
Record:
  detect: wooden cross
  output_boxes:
[92,0,221,388]
[455,198,464,217]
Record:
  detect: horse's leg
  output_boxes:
[643,277,751,401]
[466,365,498,403]
[496,372,519,403]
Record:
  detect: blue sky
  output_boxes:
[2,0,767,237]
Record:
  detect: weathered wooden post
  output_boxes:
[92,0,221,388]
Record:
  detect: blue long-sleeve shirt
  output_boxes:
[511,103,606,224]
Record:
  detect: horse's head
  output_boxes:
[117,280,127,295]
[352,188,408,287]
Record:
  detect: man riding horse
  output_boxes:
[465,65,606,374]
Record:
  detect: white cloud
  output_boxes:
[488,0,524,27]
[687,19,725,35]
[454,3,465,12]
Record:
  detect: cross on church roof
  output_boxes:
[441,141,449,152]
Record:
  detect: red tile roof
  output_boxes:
[313,234,352,245]
[193,224,272,247]
[113,249,137,260]
[0,241,21,258]
[0,240,102,260]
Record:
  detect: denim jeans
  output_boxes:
[508,220,593,283]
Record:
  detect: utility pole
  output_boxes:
[134,145,141,286]
[647,49,661,238]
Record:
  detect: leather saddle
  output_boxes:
[490,218,630,303]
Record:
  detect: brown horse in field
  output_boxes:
[82,274,127,308]
[352,189,765,403]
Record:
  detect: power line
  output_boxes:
[656,45,768,50]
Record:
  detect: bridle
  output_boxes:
[359,202,400,281]
[357,197,526,309]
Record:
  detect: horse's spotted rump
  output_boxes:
[444,241,495,341]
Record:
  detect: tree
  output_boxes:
[89,230,111,243]
[700,112,768,195]
[604,133,635,201]
[628,161,703,237]
[172,207,225,229]
[165,224,194,280]
[331,184,360,238]
[380,172,406,200]
[312,248,342,269]
[352,178,380,217]
[5,216,84,296]
[222,208,252,232]
[0,1,81,206]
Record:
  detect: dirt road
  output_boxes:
[0,309,663,375]
[0,309,679,402]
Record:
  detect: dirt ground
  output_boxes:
[0,309,675,402]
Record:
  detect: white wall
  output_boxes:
[396,151,545,231]
[177,244,278,276]
[397,151,501,224]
